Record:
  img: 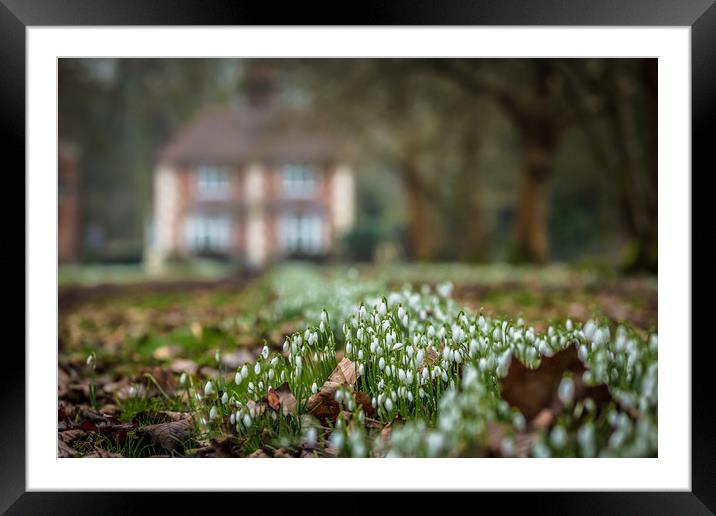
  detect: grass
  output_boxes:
[59,262,658,458]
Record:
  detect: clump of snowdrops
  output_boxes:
[184,281,658,458]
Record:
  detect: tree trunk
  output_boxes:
[511,133,555,264]
[455,120,487,261]
[402,159,436,261]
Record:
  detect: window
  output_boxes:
[279,212,323,254]
[281,164,316,199]
[185,215,231,252]
[196,166,230,199]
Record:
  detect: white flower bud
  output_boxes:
[311,382,318,394]
[179,372,188,386]
[241,364,249,379]
[254,362,261,375]
[204,381,214,396]
[235,371,243,385]
[221,392,229,404]
[209,406,218,420]
[261,346,269,360]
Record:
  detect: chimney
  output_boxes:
[242,63,277,107]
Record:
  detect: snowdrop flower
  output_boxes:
[283,339,289,353]
[261,346,269,360]
[86,354,95,367]
[402,315,409,327]
[426,432,444,457]
[398,368,406,383]
[392,342,404,351]
[359,305,367,320]
[384,397,394,412]
[221,392,229,404]
[242,413,252,429]
[379,302,387,316]
[248,381,255,392]
[128,386,137,398]
[321,310,328,324]
[441,369,448,382]
[398,306,406,320]
[335,390,344,402]
[179,372,188,386]
[204,381,214,396]
[358,349,364,360]
[241,364,249,379]
[550,425,567,449]
[419,387,425,398]
[357,328,363,341]
[270,356,279,367]
[415,349,424,367]
[330,432,345,450]
[209,406,218,420]
[295,356,302,368]
[215,350,221,363]
[254,362,261,375]
[379,357,386,370]
[566,319,573,331]
[496,349,512,378]
[346,342,352,354]
[268,368,275,380]
[304,427,318,446]
[558,376,575,405]
[358,363,365,376]
[577,422,596,457]
[311,382,318,394]
[235,371,243,385]
[230,413,236,425]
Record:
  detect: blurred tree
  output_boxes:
[561,59,658,273]
[283,58,488,262]
[429,59,573,264]
[59,58,242,261]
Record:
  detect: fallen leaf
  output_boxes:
[265,382,297,415]
[58,440,78,458]
[136,416,194,451]
[306,358,362,422]
[500,344,612,422]
[169,358,199,375]
[59,429,86,445]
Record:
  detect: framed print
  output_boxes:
[5,0,713,513]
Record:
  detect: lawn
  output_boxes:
[58,262,657,458]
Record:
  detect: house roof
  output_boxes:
[157,101,355,166]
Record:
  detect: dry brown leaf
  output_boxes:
[58,440,79,458]
[265,382,297,415]
[500,344,612,421]
[59,429,86,445]
[137,416,194,451]
[329,357,357,385]
[306,358,361,422]
[248,448,269,458]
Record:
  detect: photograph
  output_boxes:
[56,57,658,459]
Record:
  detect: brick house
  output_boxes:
[149,99,356,269]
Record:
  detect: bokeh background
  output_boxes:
[58,58,657,281]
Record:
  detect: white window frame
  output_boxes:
[196,165,230,200]
[184,214,232,252]
[279,211,323,254]
[280,164,316,199]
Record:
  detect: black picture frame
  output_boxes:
[5,0,712,513]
